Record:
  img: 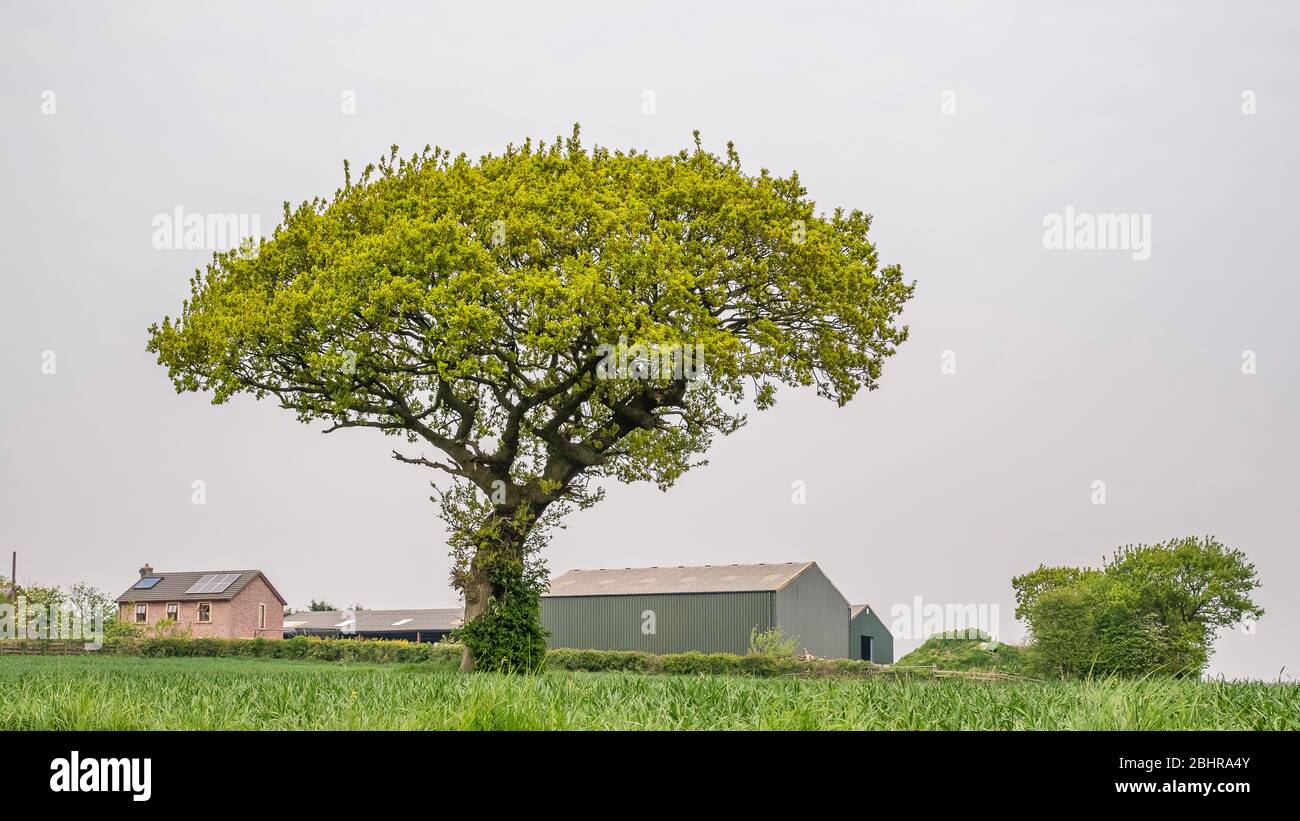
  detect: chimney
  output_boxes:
[139,563,154,578]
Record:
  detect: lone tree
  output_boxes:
[148,128,914,671]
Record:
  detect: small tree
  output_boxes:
[147,127,914,670]
[748,627,799,658]
[17,583,64,611]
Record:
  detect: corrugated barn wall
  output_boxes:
[542,591,772,655]
[771,564,850,658]
[850,605,895,663]
[541,563,854,658]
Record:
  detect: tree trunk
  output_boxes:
[458,549,504,672]
[456,509,537,672]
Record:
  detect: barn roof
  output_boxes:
[283,608,463,633]
[545,561,817,597]
[114,570,286,605]
[851,603,877,620]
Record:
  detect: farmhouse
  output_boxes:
[284,608,462,643]
[115,564,286,639]
[850,603,894,663]
[542,561,852,658]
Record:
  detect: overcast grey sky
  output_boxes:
[2,1,1296,678]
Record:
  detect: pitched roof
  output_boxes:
[545,561,816,597]
[114,570,286,605]
[283,608,463,633]
[851,603,876,620]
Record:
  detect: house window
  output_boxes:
[258,603,266,629]
[166,603,179,621]
[135,603,148,623]
[197,602,211,623]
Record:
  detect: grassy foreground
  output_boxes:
[1,655,1297,730]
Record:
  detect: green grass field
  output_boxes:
[2,655,1297,730]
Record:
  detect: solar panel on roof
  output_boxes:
[133,577,162,590]
[209,573,240,593]
[183,573,242,595]
[184,574,217,594]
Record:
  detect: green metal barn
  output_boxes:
[849,603,895,663]
[541,561,851,658]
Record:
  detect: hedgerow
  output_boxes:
[3,638,911,679]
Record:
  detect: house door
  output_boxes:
[860,636,873,662]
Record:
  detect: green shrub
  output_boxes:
[747,627,800,658]
[1013,536,1263,679]
[895,634,1029,674]
[546,648,656,673]
[1024,574,1204,678]
[737,654,785,676]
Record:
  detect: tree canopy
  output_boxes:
[1013,536,1264,677]
[147,127,914,669]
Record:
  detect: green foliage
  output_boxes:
[1012,565,1094,622]
[147,617,191,639]
[546,648,656,673]
[63,583,112,623]
[1,579,132,638]
[896,634,1030,674]
[16,584,64,611]
[1013,536,1263,678]
[145,127,914,669]
[103,621,141,640]
[308,599,337,611]
[1105,537,1264,630]
[547,647,890,678]
[453,561,548,673]
[1023,573,1200,677]
[31,638,889,679]
[747,626,799,658]
[95,635,465,667]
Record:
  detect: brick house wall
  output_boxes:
[230,575,285,639]
[119,575,284,639]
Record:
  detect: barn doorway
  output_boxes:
[860,636,874,662]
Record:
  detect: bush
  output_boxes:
[87,635,463,667]
[1025,574,1204,678]
[546,648,656,673]
[1013,536,1263,679]
[747,627,799,658]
